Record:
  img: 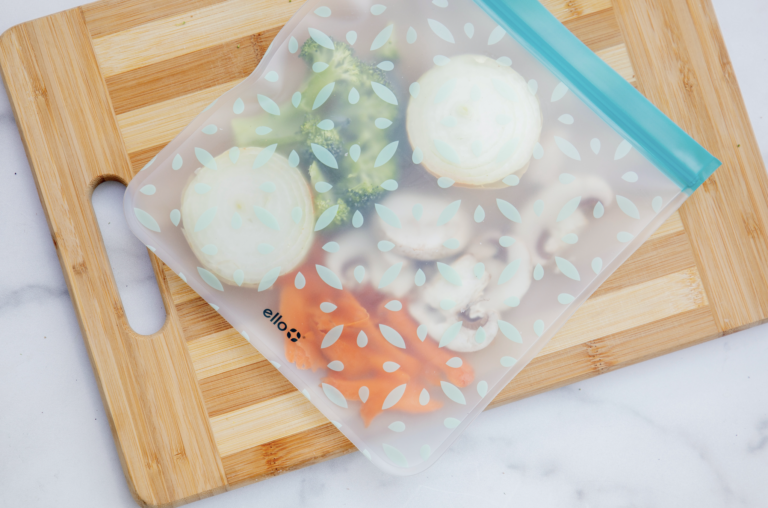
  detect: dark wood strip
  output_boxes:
[176,295,233,342]
[82,0,229,39]
[106,27,279,115]
[128,143,163,175]
[562,7,624,53]
[200,361,295,418]
[222,423,354,486]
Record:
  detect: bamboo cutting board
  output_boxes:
[2,0,768,506]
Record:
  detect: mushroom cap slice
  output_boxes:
[470,233,533,310]
[407,54,542,188]
[180,147,314,287]
[325,229,416,298]
[520,176,614,266]
[376,192,471,261]
[410,254,501,353]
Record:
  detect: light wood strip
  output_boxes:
[211,392,329,457]
[91,0,306,77]
[221,423,353,487]
[541,267,709,356]
[614,0,768,332]
[595,43,636,84]
[650,210,683,238]
[187,328,265,380]
[118,81,240,154]
[592,222,694,298]
[83,0,229,39]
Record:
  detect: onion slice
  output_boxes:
[180,147,314,287]
[407,55,542,187]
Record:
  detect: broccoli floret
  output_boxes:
[344,182,384,210]
[314,196,351,229]
[300,114,344,171]
[232,37,401,231]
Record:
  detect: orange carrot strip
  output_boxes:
[375,301,474,387]
[323,372,442,427]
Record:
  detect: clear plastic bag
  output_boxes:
[124,0,720,475]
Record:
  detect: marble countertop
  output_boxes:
[1,1,766,507]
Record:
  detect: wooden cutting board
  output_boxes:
[2,0,767,505]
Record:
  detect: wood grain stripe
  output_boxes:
[83,0,230,39]
[490,305,720,409]
[539,0,614,23]
[106,28,278,115]
[592,222,694,298]
[542,267,709,356]
[210,391,329,457]
[91,0,306,77]
[118,81,241,155]
[222,423,354,487]
[187,328,265,380]
[595,43,635,84]
[177,296,233,342]
[200,361,296,418]
[562,7,623,53]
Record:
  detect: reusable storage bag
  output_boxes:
[124,0,720,475]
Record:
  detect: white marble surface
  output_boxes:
[1,1,767,506]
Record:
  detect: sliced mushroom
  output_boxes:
[469,232,533,310]
[376,192,471,261]
[520,176,614,266]
[325,229,416,298]
[409,254,500,353]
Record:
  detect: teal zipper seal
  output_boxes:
[473,0,721,193]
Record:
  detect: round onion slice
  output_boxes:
[180,147,314,288]
[407,55,542,187]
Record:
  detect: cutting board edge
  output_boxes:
[0,11,230,508]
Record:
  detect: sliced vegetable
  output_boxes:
[180,147,314,287]
[407,54,542,187]
[375,192,471,260]
[520,176,613,266]
[410,254,501,353]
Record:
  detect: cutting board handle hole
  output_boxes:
[92,181,166,335]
